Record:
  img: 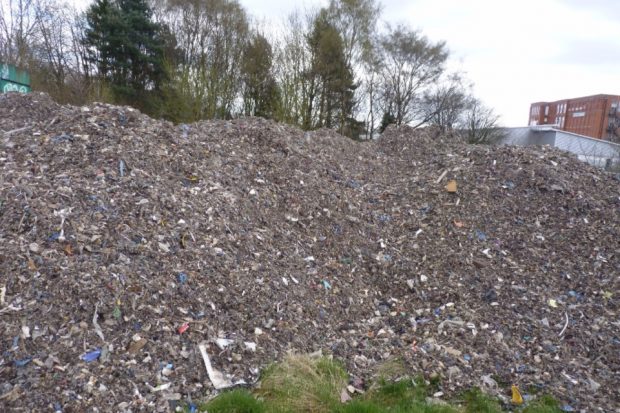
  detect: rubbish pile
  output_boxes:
[0,93,618,412]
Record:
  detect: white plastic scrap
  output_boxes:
[93,304,105,342]
[148,382,172,393]
[215,338,234,350]
[198,342,234,390]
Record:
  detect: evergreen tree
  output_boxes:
[83,0,167,109]
[306,9,358,137]
[241,33,279,119]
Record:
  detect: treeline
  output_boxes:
[0,0,499,140]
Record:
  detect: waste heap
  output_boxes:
[1,93,618,412]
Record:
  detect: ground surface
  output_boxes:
[0,93,618,412]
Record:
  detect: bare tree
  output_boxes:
[0,0,44,67]
[462,98,503,144]
[157,0,249,120]
[377,25,448,127]
[421,73,470,133]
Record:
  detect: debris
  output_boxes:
[127,337,148,354]
[215,338,234,350]
[198,342,233,390]
[177,323,190,335]
[148,383,172,393]
[511,385,523,405]
[548,299,558,308]
[177,272,188,284]
[92,305,105,342]
[0,94,617,411]
[81,349,102,363]
[14,358,32,367]
[445,180,457,193]
[558,312,569,336]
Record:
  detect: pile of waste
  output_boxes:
[0,93,618,412]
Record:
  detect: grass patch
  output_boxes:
[194,355,564,413]
[255,354,348,413]
[201,389,265,413]
[522,395,563,413]
[462,388,502,413]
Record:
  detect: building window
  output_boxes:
[573,111,586,118]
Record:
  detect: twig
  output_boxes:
[3,125,32,137]
[435,169,448,184]
[559,311,569,337]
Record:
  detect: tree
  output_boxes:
[158,0,249,120]
[377,25,448,127]
[83,0,168,108]
[306,9,358,136]
[461,98,503,144]
[241,33,279,118]
[0,0,41,67]
[421,73,470,133]
[327,0,381,69]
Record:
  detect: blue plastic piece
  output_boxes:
[81,348,102,362]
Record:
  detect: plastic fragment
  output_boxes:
[149,382,172,392]
[215,338,234,350]
[14,357,32,367]
[198,342,234,389]
[81,349,102,363]
[511,385,523,405]
[177,272,188,284]
[322,280,332,290]
[177,323,190,334]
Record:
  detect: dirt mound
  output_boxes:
[0,93,618,412]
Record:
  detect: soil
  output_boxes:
[1,92,618,412]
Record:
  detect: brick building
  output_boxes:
[529,94,620,141]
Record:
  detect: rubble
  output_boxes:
[0,92,619,411]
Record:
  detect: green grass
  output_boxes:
[201,389,265,413]
[255,354,348,413]
[523,396,563,413]
[193,355,564,413]
[461,388,502,413]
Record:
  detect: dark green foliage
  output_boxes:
[306,9,358,137]
[241,33,279,119]
[83,0,168,111]
[380,111,396,133]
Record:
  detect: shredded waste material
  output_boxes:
[0,93,618,411]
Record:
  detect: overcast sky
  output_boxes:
[240,0,620,126]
